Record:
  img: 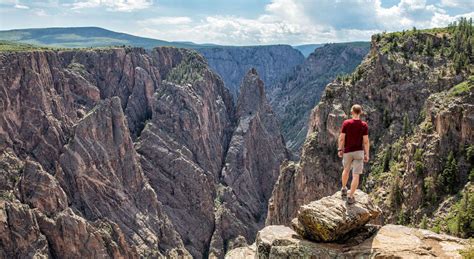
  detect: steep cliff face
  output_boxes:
[135,51,235,257]
[266,24,473,232]
[0,46,291,258]
[198,45,304,97]
[268,43,369,152]
[209,69,289,258]
[0,47,196,258]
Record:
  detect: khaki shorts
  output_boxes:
[342,150,365,174]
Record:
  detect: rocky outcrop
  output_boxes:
[291,190,381,242]
[209,69,289,258]
[228,191,469,259]
[226,224,469,259]
[268,43,369,153]
[266,27,473,229]
[198,45,304,97]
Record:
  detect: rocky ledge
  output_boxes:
[226,191,470,258]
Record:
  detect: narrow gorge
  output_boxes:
[0,47,288,258]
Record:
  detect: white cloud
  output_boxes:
[440,0,474,9]
[71,0,152,12]
[138,16,192,26]
[0,0,29,9]
[33,9,48,16]
[14,3,28,9]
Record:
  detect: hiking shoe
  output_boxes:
[341,187,348,199]
[347,196,356,205]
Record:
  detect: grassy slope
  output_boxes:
[0,40,59,52]
[0,27,210,49]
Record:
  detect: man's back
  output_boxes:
[341,119,368,153]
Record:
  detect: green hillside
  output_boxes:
[0,27,212,49]
[0,40,59,52]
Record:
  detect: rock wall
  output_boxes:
[198,45,304,97]
[268,43,369,153]
[0,47,288,258]
[209,69,289,258]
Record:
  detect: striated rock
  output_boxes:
[136,50,235,258]
[198,45,304,97]
[227,224,469,259]
[268,43,369,153]
[0,201,50,259]
[291,190,381,242]
[0,149,23,193]
[36,208,138,259]
[19,160,68,216]
[58,96,188,257]
[209,68,289,258]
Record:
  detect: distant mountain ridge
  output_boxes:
[0,26,215,49]
[0,26,338,56]
[0,27,307,96]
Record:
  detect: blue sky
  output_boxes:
[0,0,472,45]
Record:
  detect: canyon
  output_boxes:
[0,47,287,258]
[1,21,473,259]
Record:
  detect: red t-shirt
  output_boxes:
[341,119,368,153]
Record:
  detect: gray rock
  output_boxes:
[209,69,290,258]
[268,43,369,153]
[198,45,304,97]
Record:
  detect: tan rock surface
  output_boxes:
[226,224,469,259]
[292,190,381,242]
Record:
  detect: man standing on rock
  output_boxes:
[338,104,369,204]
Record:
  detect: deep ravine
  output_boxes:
[0,46,288,258]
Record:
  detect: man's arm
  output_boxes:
[363,135,370,162]
[338,133,345,158]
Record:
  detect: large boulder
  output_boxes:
[291,190,381,242]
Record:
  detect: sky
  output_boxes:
[0,0,473,45]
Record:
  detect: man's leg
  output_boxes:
[341,167,350,189]
[341,153,352,190]
[349,151,364,198]
[349,173,360,198]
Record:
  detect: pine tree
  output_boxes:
[424,37,433,56]
[403,114,411,136]
[441,151,458,194]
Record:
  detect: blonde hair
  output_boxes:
[351,104,362,115]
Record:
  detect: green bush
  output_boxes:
[424,176,437,203]
[466,144,474,162]
[419,214,429,229]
